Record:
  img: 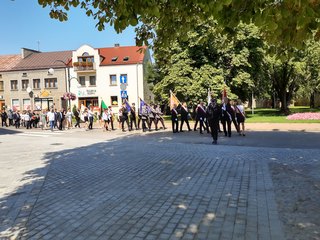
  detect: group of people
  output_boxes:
[100,102,167,132]
[171,98,246,144]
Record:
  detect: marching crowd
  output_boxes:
[1,97,246,144]
[171,97,246,144]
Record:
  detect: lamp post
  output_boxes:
[49,59,71,108]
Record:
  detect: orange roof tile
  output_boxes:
[0,54,21,71]
[99,46,147,66]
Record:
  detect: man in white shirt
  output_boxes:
[47,109,55,131]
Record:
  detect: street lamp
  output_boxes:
[49,59,71,107]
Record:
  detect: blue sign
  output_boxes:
[120,75,127,84]
[120,90,128,99]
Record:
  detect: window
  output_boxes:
[89,76,96,86]
[44,78,57,88]
[11,80,18,90]
[0,81,3,91]
[22,79,29,90]
[12,99,19,109]
[123,56,129,61]
[110,75,117,85]
[78,52,94,63]
[33,79,40,89]
[111,56,118,62]
[79,76,86,86]
[111,96,118,106]
[23,99,31,110]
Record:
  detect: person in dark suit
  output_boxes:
[207,98,222,144]
[196,102,207,134]
[221,97,232,137]
[56,109,65,130]
[130,103,138,130]
[171,104,179,133]
[180,102,191,132]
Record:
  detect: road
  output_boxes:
[0,124,319,240]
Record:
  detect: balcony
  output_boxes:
[73,62,96,72]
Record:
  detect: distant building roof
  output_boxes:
[0,54,21,71]
[11,50,73,71]
[99,46,147,66]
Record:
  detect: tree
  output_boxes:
[37,0,320,48]
[299,39,320,107]
[265,49,305,114]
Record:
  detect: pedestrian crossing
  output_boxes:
[15,131,66,138]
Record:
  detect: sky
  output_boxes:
[0,0,137,55]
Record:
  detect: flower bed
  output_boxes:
[286,112,320,120]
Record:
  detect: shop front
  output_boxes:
[77,88,99,111]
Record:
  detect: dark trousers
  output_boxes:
[232,117,240,133]
[172,119,178,133]
[180,118,191,131]
[130,116,137,130]
[88,117,93,129]
[209,120,219,141]
[142,118,148,131]
[122,117,130,131]
[221,118,232,137]
[199,118,205,133]
[15,120,20,128]
[75,117,81,128]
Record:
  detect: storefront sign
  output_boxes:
[78,89,97,97]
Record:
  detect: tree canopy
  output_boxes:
[38,0,320,48]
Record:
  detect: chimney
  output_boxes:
[21,48,40,59]
[114,43,120,47]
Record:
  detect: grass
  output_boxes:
[245,107,320,123]
[163,106,320,123]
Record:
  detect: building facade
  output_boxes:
[0,44,153,113]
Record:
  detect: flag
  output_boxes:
[222,86,227,102]
[139,98,146,113]
[207,88,211,105]
[125,99,131,112]
[100,99,108,116]
[101,99,108,109]
[170,90,181,110]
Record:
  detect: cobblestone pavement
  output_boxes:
[0,125,319,240]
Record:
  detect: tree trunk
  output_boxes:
[310,92,315,108]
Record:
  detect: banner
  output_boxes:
[170,90,181,110]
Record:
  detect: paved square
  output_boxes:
[0,127,319,239]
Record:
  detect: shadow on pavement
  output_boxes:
[0,130,319,239]
[0,128,21,136]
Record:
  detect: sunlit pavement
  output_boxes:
[0,125,319,239]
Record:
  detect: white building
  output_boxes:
[0,44,153,113]
[69,44,153,112]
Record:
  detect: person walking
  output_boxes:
[108,106,115,130]
[235,99,246,136]
[88,106,94,130]
[155,104,166,130]
[130,103,138,130]
[171,104,179,133]
[221,97,232,137]
[121,102,130,132]
[47,108,55,131]
[13,110,21,129]
[207,98,222,144]
[74,108,81,128]
[180,102,192,132]
[141,105,149,132]
[65,108,73,129]
[102,108,110,131]
[40,109,47,130]
[1,109,8,127]
[56,109,65,130]
[196,102,207,134]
